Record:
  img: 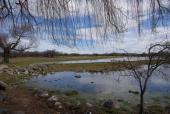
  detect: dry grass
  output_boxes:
[8,56,119,67]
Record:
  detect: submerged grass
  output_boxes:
[46,60,148,72]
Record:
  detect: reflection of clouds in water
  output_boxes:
[149,67,170,86]
[148,69,170,93]
[151,76,170,85]
[61,57,146,64]
[76,72,138,95]
[26,66,170,101]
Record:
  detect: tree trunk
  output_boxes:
[139,92,144,114]
[3,47,10,63]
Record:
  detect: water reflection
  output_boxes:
[26,67,170,103]
[60,57,146,64]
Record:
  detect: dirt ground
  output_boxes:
[0,87,59,114]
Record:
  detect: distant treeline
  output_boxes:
[0,50,156,58]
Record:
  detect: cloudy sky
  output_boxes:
[33,28,170,54]
[29,0,170,54]
[4,0,169,54]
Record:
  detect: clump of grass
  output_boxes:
[0,72,31,85]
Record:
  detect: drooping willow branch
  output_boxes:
[0,0,170,46]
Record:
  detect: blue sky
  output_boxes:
[31,12,170,54]
[1,0,170,54]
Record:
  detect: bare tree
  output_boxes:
[124,43,170,114]
[0,0,169,63]
[0,0,169,41]
[0,24,34,63]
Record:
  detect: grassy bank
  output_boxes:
[0,56,148,85]
[0,60,148,85]
[45,61,148,72]
[9,56,120,67]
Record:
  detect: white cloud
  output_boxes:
[29,0,170,54]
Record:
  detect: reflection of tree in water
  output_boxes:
[124,43,170,114]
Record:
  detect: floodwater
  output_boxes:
[25,65,170,104]
[60,57,146,64]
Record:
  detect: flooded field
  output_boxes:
[60,57,146,64]
[25,65,170,105]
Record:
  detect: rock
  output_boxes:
[17,71,20,75]
[58,105,63,109]
[74,75,81,78]
[4,69,14,76]
[86,112,92,114]
[0,65,8,71]
[103,100,120,109]
[35,90,49,98]
[48,95,58,102]
[86,102,93,108]
[17,68,25,73]
[54,102,63,109]
[32,66,38,71]
[0,81,8,91]
[50,72,55,75]
[23,70,29,75]
[54,101,62,106]
[39,92,49,98]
